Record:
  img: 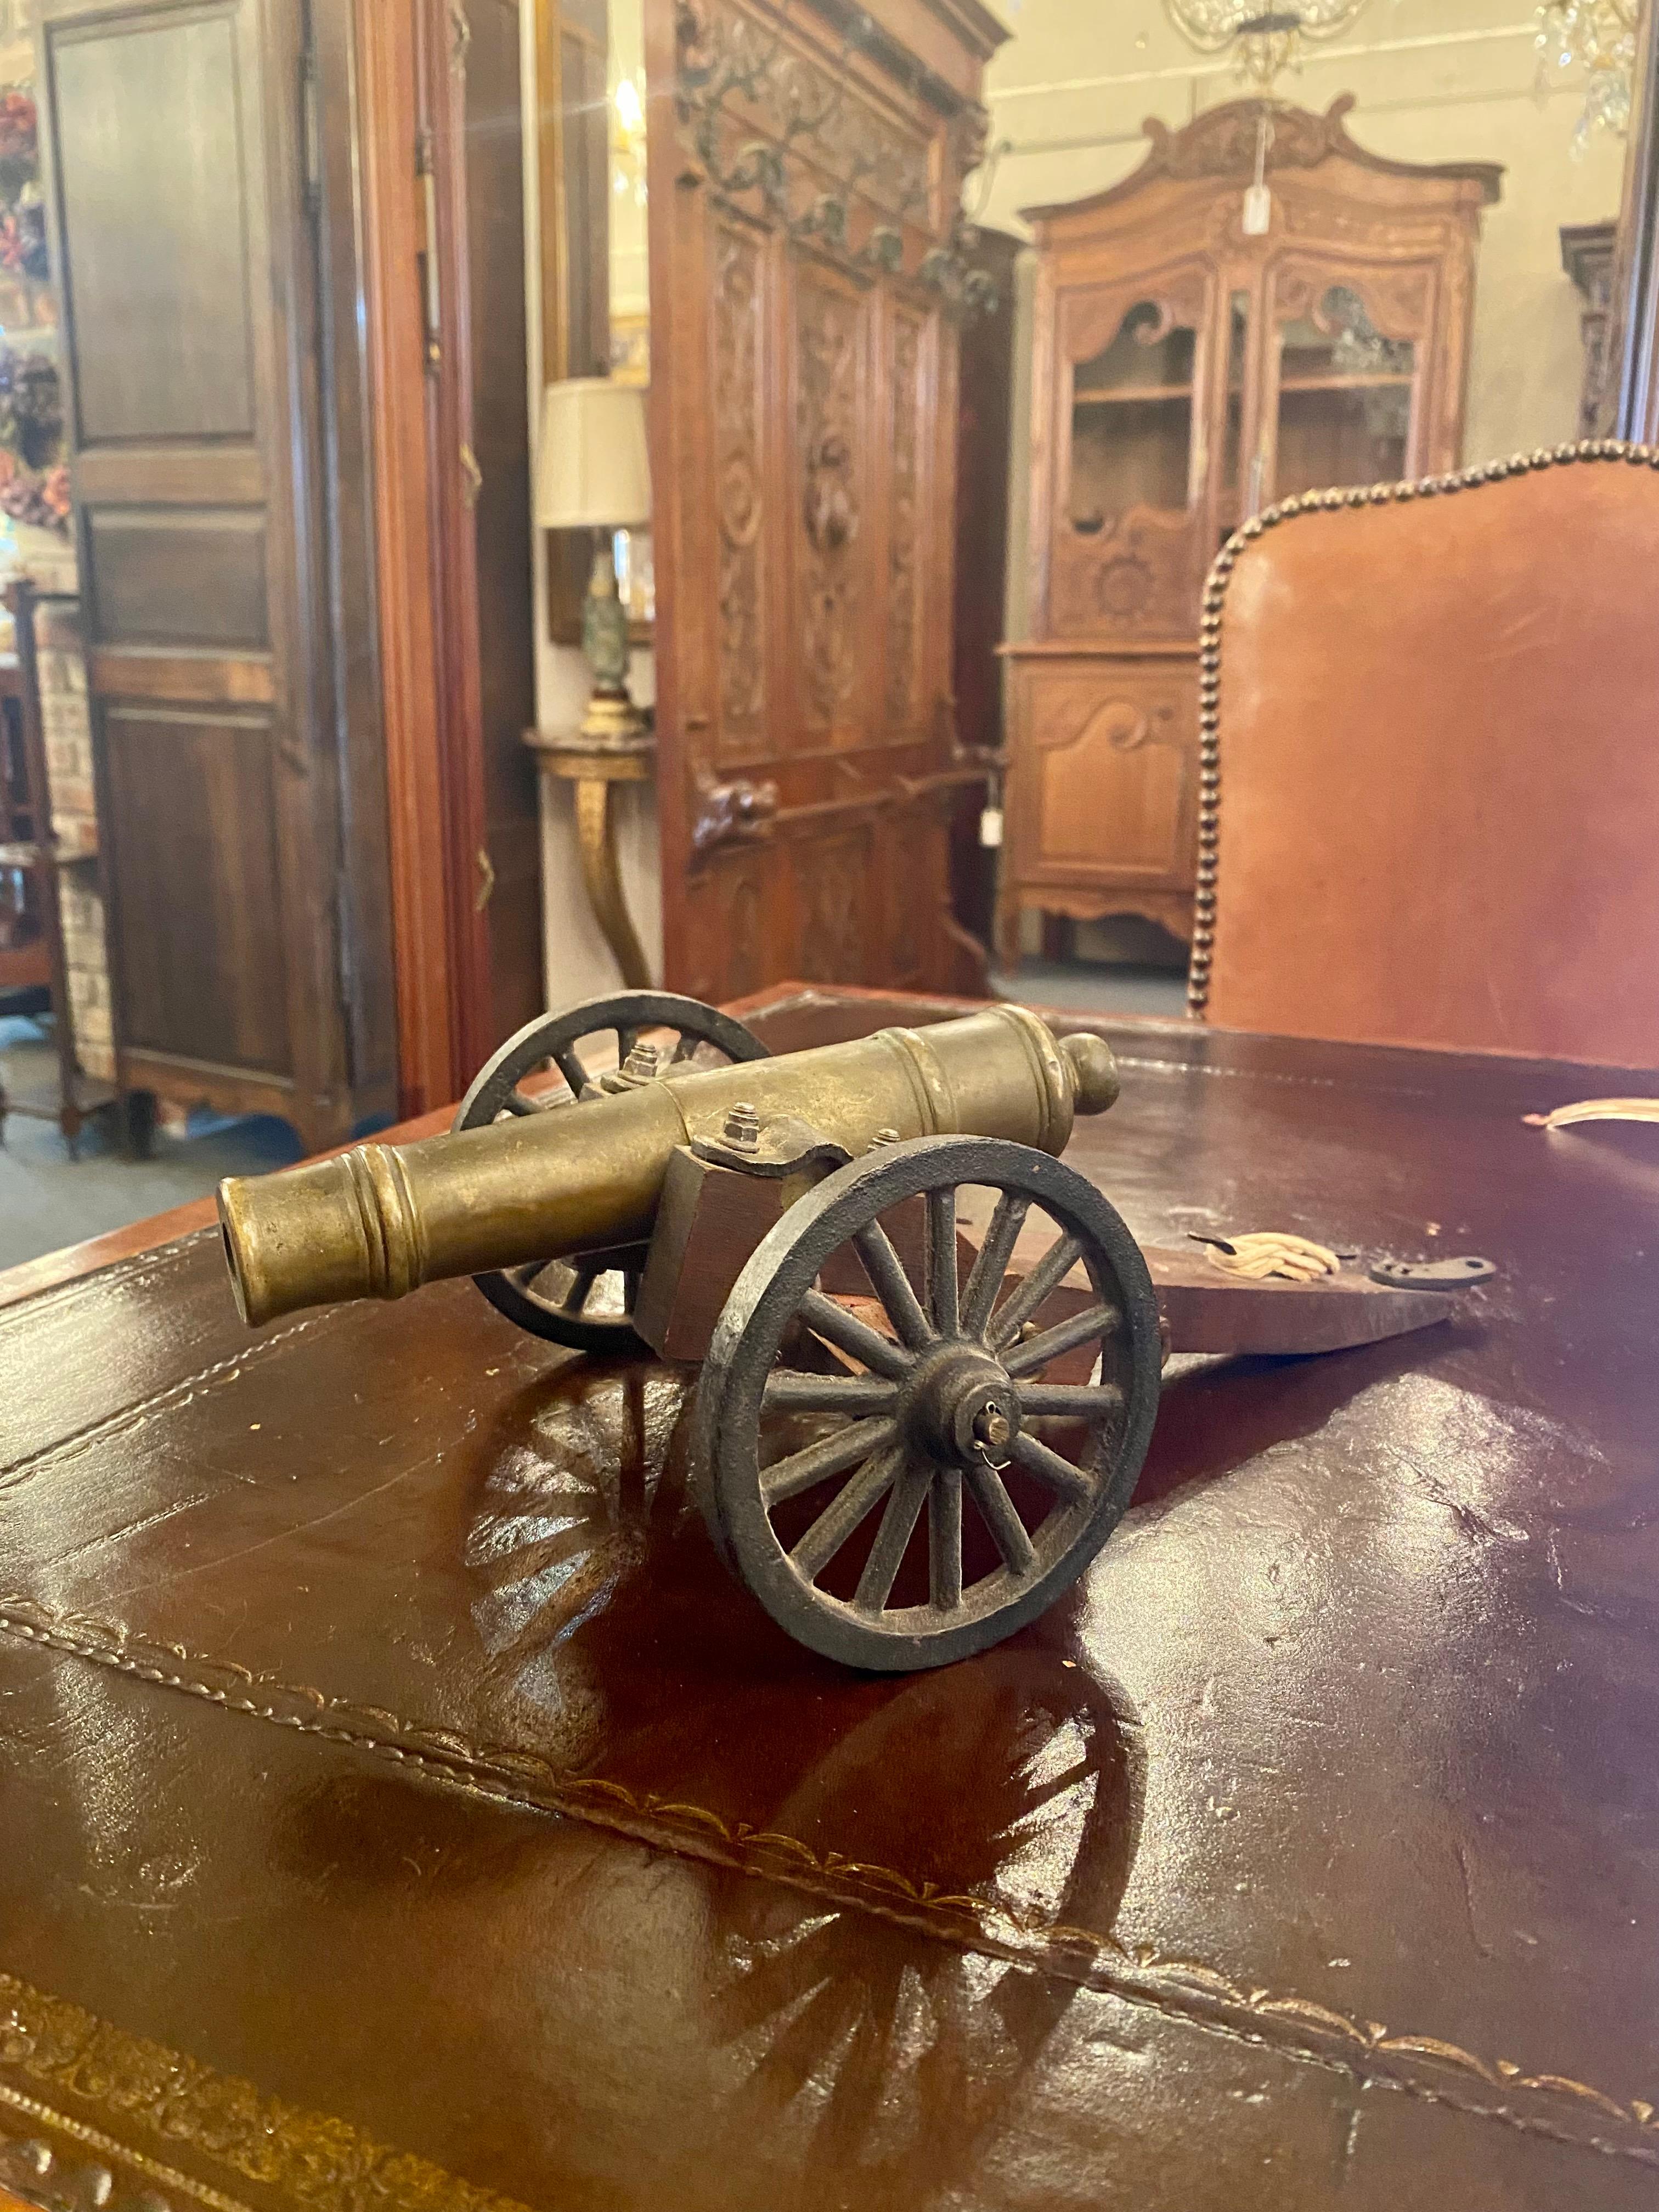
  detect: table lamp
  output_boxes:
[536,376,651,742]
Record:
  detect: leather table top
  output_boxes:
[2,984,1657,2211]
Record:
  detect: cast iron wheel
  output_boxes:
[454,990,770,1352]
[693,1135,1163,1672]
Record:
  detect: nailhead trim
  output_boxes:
[1187,439,1648,1019]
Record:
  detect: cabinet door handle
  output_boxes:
[475,845,496,912]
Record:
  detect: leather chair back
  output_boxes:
[1192,446,1659,1069]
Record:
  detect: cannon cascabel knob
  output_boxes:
[1059,1031,1120,1117]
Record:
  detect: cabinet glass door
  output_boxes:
[1068,298,1197,534]
[1268,279,1420,500]
[1051,281,1207,639]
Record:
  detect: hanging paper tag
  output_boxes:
[980,806,1004,850]
[1243,183,1272,237]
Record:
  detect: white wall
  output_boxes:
[521,0,663,1011]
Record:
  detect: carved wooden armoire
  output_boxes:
[999,97,1502,962]
[646,0,1007,1003]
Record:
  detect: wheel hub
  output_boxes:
[904,1342,1022,1466]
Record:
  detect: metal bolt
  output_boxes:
[622,1041,662,1082]
[868,1126,902,1150]
[974,1406,1012,1451]
[723,1101,761,1151]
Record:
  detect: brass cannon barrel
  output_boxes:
[217,1005,1121,1329]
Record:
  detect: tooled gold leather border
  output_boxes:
[3,1594,1658,2176]
[1,2074,255,2212]
[0,1968,535,2212]
[1187,438,1659,1018]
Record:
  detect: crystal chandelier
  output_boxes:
[1163,2,1373,92]
[1535,0,1640,155]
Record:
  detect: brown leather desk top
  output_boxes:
[3,984,1658,2212]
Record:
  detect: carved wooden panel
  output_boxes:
[794,264,866,742]
[714,219,767,758]
[791,827,874,986]
[998,651,1198,956]
[683,848,772,1005]
[1022,662,1197,884]
[648,0,1006,1003]
[887,306,925,730]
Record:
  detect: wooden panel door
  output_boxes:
[37,0,393,1150]
[646,0,1007,1004]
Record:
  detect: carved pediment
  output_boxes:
[1022,96,1503,229]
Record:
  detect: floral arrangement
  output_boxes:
[0,84,67,533]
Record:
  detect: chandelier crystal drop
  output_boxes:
[1163,2,1372,91]
[1535,0,1640,155]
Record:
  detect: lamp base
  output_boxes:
[580,685,650,744]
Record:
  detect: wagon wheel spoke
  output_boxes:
[965,1459,1036,1575]
[500,1087,550,1118]
[1006,1430,1095,1506]
[926,1184,959,1336]
[763,1372,899,1417]
[854,1459,933,1614]
[616,1024,641,1065]
[1002,1302,1119,1378]
[671,1029,703,1064]
[552,1042,590,1098]
[760,1413,896,1507]
[960,1192,1031,1338]
[988,1233,1084,1352]
[789,1446,904,1583]
[1017,1381,1124,1421]
[798,1289,916,1381]
[929,1465,963,1610]
[556,1261,600,1316]
[853,1222,934,1350]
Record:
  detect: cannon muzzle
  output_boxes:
[217,1005,1120,1329]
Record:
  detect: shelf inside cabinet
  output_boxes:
[1073,383,1197,407]
[1278,371,1417,393]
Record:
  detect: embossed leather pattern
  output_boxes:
[2,994,1657,2209]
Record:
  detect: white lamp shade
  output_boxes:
[535,376,651,530]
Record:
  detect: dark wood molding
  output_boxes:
[415,0,496,1082]
[1615,1,1659,441]
[86,649,277,705]
[72,447,268,503]
[355,0,462,1118]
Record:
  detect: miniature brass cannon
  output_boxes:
[218,998,1119,1332]
[217,990,1471,1673]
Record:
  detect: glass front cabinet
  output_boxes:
[999,98,1501,959]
